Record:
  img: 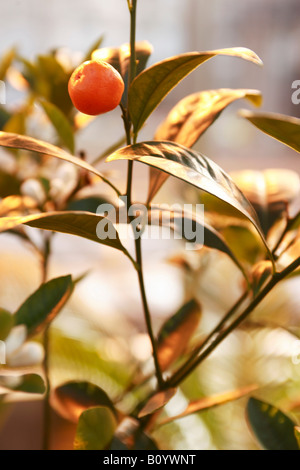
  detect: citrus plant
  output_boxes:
[0,0,300,450]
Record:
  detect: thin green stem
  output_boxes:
[170,290,248,386]
[168,257,300,387]
[135,236,164,389]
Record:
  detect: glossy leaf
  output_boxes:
[0,374,45,394]
[39,100,74,153]
[155,88,262,147]
[0,132,118,194]
[0,308,13,341]
[138,388,177,418]
[128,48,262,135]
[74,406,117,450]
[240,110,300,153]
[294,426,300,449]
[149,207,249,279]
[0,211,131,259]
[159,384,258,426]
[106,142,266,245]
[51,381,115,423]
[157,299,201,371]
[14,275,73,336]
[246,397,299,450]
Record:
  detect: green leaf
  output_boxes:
[0,374,45,394]
[52,381,115,423]
[0,211,132,261]
[138,388,177,418]
[0,308,13,341]
[39,100,74,153]
[83,35,104,62]
[246,397,299,450]
[0,132,119,195]
[74,406,117,450]
[159,384,258,427]
[157,299,201,371]
[14,275,73,336]
[129,48,262,136]
[106,141,269,253]
[155,88,262,147]
[294,426,300,449]
[240,110,300,153]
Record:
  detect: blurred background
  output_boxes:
[0,0,300,450]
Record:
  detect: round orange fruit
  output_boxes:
[68,59,124,115]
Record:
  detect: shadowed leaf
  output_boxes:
[66,196,111,213]
[14,275,73,336]
[0,132,118,194]
[0,308,13,341]
[240,110,300,153]
[74,406,117,450]
[155,88,262,147]
[159,384,258,426]
[138,388,177,418]
[246,397,299,450]
[0,169,21,197]
[0,374,45,394]
[294,426,300,449]
[52,381,115,423]
[0,211,132,260]
[39,100,74,153]
[157,299,201,371]
[129,48,262,135]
